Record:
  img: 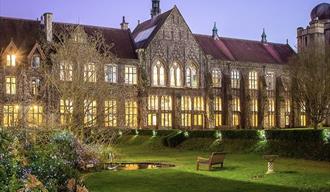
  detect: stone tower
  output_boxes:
[297,3,330,52]
[151,0,161,18]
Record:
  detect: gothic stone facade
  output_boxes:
[1,5,316,131]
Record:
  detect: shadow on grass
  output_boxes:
[85,169,303,192]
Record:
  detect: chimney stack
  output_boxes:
[151,0,161,18]
[43,12,53,42]
[120,16,129,30]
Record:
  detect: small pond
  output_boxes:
[105,163,175,171]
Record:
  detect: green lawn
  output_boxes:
[84,136,330,192]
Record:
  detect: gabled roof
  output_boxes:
[0,17,137,59]
[194,34,296,64]
[132,9,172,49]
[0,17,41,54]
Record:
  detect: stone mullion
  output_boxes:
[259,74,267,129]
[241,71,248,129]
[223,71,231,128]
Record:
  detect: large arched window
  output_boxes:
[248,71,258,90]
[231,70,240,89]
[152,61,165,86]
[186,64,198,88]
[170,62,182,87]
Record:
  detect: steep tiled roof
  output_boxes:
[132,9,172,49]
[0,17,41,54]
[194,34,296,64]
[0,17,137,59]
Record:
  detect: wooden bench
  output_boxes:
[196,152,226,171]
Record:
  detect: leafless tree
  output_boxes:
[40,25,134,143]
[289,46,330,129]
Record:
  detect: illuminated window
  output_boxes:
[152,61,165,86]
[28,105,43,127]
[186,64,198,88]
[193,114,203,126]
[125,101,137,128]
[232,114,239,127]
[105,100,117,127]
[285,99,291,126]
[5,76,16,95]
[193,97,204,111]
[181,96,192,127]
[125,66,137,85]
[6,54,16,67]
[105,64,117,83]
[212,69,222,87]
[32,55,40,68]
[31,78,40,96]
[3,105,19,127]
[266,72,275,90]
[181,113,191,127]
[181,96,192,111]
[232,97,240,127]
[60,99,73,126]
[300,104,306,127]
[148,96,158,126]
[214,97,222,127]
[60,61,73,81]
[251,99,258,127]
[161,113,172,127]
[84,100,97,127]
[84,63,96,82]
[231,70,240,89]
[170,62,182,87]
[268,99,275,127]
[249,71,258,90]
[214,114,222,127]
[232,97,240,112]
[161,96,172,110]
[148,95,159,110]
[214,97,222,111]
[148,113,157,126]
[160,96,172,127]
[300,114,306,127]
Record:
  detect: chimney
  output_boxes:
[43,12,53,42]
[151,0,161,18]
[120,16,129,30]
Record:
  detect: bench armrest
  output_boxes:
[197,157,209,161]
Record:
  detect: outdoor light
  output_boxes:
[215,130,222,140]
[152,130,157,137]
[118,130,123,137]
[323,129,330,143]
[258,130,266,141]
[184,131,189,137]
[135,129,139,135]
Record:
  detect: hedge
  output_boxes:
[187,130,217,138]
[265,129,324,142]
[221,130,260,140]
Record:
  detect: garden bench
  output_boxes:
[196,152,226,171]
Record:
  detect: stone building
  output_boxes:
[1,1,327,130]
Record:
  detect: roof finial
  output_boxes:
[261,28,267,43]
[286,39,289,45]
[151,0,161,18]
[212,22,219,40]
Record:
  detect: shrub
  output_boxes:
[165,132,187,148]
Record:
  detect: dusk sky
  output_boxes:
[0,0,327,48]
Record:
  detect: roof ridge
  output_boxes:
[0,16,40,23]
[53,21,123,32]
[135,8,173,28]
[193,33,289,46]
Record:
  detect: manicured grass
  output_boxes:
[84,136,330,192]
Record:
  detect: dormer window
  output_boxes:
[6,54,16,67]
[32,55,41,68]
[31,78,41,96]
